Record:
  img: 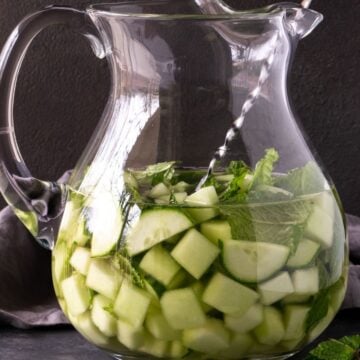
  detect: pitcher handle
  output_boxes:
[0,6,104,249]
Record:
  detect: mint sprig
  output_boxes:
[305,336,360,360]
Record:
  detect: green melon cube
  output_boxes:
[70,247,91,276]
[182,318,230,355]
[292,267,319,295]
[139,334,169,358]
[203,273,259,314]
[117,320,146,350]
[140,245,181,286]
[86,258,122,300]
[168,340,188,358]
[53,241,72,287]
[283,305,310,341]
[76,311,109,347]
[171,229,220,279]
[258,272,294,305]
[114,280,151,328]
[145,307,181,341]
[61,273,91,316]
[225,303,264,333]
[200,220,232,245]
[149,183,170,198]
[221,333,254,359]
[91,294,117,337]
[160,288,206,330]
[253,307,285,345]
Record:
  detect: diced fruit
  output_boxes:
[155,193,188,205]
[168,340,188,358]
[308,306,335,342]
[182,319,230,354]
[59,200,81,239]
[221,333,254,359]
[185,186,219,222]
[88,193,123,257]
[76,311,109,346]
[171,229,220,279]
[139,334,169,358]
[145,307,181,341]
[225,303,263,333]
[160,288,206,330]
[61,273,91,316]
[314,191,335,217]
[149,183,170,198]
[140,245,181,286]
[126,209,193,256]
[191,282,212,312]
[282,294,311,304]
[222,241,290,283]
[258,272,294,305]
[283,305,310,341]
[53,241,71,285]
[114,280,151,329]
[86,259,122,300]
[254,307,285,345]
[117,320,146,350]
[292,267,319,295]
[202,273,259,314]
[304,206,334,248]
[71,217,91,247]
[200,220,232,245]
[91,294,117,337]
[70,247,91,275]
[173,181,190,192]
[287,239,320,268]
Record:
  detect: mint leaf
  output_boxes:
[310,339,355,360]
[339,335,360,350]
[219,198,312,253]
[274,161,325,195]
[305,287,330,333]
[251,148,279,187]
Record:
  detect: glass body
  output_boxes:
[0,1,348,359]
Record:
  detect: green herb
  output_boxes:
[305,336,360,360]
[114,253,145,289]
[274,161,325,196]
[305,287,330,333]
[251,148,279,187]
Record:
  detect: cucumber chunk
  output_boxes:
[171,229,220,279]
[191,282,213,313]
[91,295,117,337]
[258,271,294,305]
[117,320,146,350]
[114,280,152,329]
[185,186,219,222]
[76,311,109,347]
[172,181,190,192]
[221,333,254,359]
[145,307,181,341]
[168,340,188,358]
[223,241,290,283]
[86,258,122,300]
[139,334,169,358]
[202,273,259,314]
[53,241,72,286]
[71,217,91,247]
[283,305,310,341]
[88,193,123,257]
[225,303,263,333]
[200,220,232,245]
[61,273,91,316]
[304,206,334,248]
[160,288,206,330]
[149,183,170,198]
[140,245,181,286]
[253,307,285,345]
[70,247,91,276]
[126,209,193,256]
[292,267,319,295]
[287,239,320,268]
[182,318,230,355]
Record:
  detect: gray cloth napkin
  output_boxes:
[0,207,359,329]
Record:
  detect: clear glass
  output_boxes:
[0,1,348,359]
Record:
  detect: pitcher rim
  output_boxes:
[88,1,286,20]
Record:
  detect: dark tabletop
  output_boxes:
[1,309,359,360]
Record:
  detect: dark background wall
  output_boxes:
[0,0,359,214]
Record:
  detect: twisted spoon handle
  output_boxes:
[301,0,313,8]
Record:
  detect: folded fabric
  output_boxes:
[0,207,359,328]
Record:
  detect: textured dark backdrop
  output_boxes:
[0,0,359,214]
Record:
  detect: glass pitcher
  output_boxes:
[0,1,348,359]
